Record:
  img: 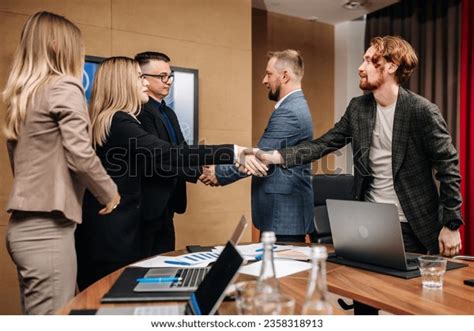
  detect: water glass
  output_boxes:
[417,255,447,289]
[234,281,258,314]
[253,293,296,315]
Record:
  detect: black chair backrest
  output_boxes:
[312,174,354,239]
[313,174,354,206]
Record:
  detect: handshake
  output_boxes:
[199,146,283,186]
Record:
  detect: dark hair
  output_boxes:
[134,51,170,66]
[370,36,418,84]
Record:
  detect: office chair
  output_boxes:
[311,174,354,244]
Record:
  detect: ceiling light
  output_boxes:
[342,1,367,10]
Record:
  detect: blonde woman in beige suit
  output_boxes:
[2,11,120,314]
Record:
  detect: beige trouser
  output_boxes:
[6,212,77,315]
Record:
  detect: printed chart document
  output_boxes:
[131,244,312,268]
[238,259,312,278]
[130,255,212,268]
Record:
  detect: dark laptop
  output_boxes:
[98,241,244,315]
[101,217,248,302]
[326,200,467,278]
[134,216,247,293]
[326,199,420,271]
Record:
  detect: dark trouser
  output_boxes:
[141,215,176,258]
[76,259,128,291]
[401,222,427,254]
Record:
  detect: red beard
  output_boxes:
[359,72,384,91]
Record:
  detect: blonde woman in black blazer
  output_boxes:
[75,57,264,289]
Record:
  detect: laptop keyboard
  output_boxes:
[172,268,208,288]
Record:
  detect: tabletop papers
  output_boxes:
[130,244,313,270]
[238,259,312,278]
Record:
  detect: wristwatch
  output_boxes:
[445,220,462,231]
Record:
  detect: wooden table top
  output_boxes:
[57,248,474,315]
[326,259,474,314]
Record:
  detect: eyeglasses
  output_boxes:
[142,72,175,83]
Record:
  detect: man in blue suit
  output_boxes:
[200,50,314,242]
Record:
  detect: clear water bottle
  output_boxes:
[256,231,279,295]
[301,245,333,315]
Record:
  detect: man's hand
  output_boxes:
[199,165,220,186]
[438,226,462,257]
[256,149,284,165]
[99,192,121,215]
[235,146,268,176]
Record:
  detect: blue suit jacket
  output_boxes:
[216,90,314,235]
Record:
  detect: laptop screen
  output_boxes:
[187,241,243,315]
[326,199,410,270]
[230,216,248,245]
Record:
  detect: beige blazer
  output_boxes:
[7,75,117,224]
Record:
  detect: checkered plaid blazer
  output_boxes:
[280,87,463,253]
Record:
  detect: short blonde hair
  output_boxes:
[370,36,418,84]
[2,11,84,140]
[89,57,143,147]
[268,49,304,81]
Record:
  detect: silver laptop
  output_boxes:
[134,216,247,293]
[98,241,244,315]
[326,199,418,271]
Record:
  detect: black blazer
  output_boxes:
[76,111,234,265]
[137,101,200,225]
[280,88,462,253]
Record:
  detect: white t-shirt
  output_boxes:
[365,101,407,222]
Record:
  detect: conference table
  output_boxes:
[58,246,474,315]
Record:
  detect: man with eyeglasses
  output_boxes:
[135,51,202,257]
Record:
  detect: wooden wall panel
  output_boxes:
[111,0,251,50]
[0,0,112,27]
[79,24,113,58]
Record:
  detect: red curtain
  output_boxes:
[460,0,474,255]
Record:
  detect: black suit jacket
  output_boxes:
[137,100,201,226]
[77,111,234,264]
[280,87,463,253]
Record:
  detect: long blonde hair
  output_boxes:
[2,11,84,140]
[89,57,143,147]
